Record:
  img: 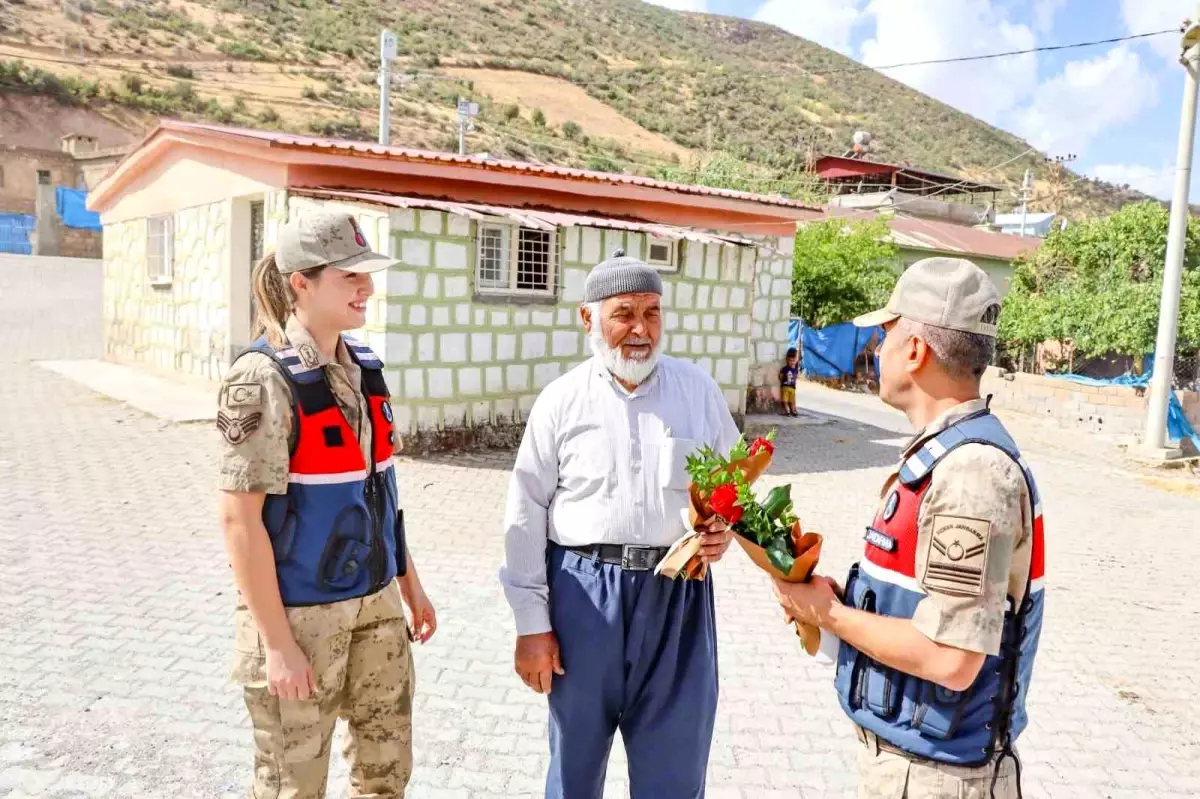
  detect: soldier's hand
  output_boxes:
[405,587,438,645]
[266,639,317,701]
[515,632,564,695]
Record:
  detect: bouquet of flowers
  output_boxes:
[655,432,825,655]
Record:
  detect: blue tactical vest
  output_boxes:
[834,410,1046,767]
[235,336,406,607]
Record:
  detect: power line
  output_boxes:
[845,28,1177,73]
[418,28,1179,86]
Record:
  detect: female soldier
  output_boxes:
[218,210,436,798]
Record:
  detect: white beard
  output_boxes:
[590,327,663,386]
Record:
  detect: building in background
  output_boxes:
[87,122,822,446]
[993,211,1058,237]
[813,153,1001,226]
[0,134,128,257]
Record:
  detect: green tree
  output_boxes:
[999,201,1200,358]
[532,108,547,127]
[790,218,898,329]
[562,120,582,140]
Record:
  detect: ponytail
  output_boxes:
[251,252,328,347]
[251,252,292,348]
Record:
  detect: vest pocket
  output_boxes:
[911,680,970,739]
[863,664,904,720]
[318,506,371,590]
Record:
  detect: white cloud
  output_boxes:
[754,0,865,56]
[1032,0,1067,34]
[1091,162,1176,200]
[643,0,709,11]
[1121,0,1189,61]
[858,0,1039,124]
[1012,45,1159,156]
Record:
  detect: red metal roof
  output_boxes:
[813,154,1001,194]
[291,188,763,248]
[156,121,821,211]
[824,208,1040,261]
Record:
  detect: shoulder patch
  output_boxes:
[223,383,263,409]
[923,514,991,597]
[297,343,320,368]
[217,410,264,446]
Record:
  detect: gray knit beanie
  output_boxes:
[583,248,663,303]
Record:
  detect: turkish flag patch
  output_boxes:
[349,217,367,248]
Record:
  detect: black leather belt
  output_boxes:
[564,543,670,572]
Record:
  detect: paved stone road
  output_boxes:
[2,260,1200,798]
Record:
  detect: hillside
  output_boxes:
[0,0,1148,217]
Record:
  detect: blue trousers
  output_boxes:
[545,543,719,799]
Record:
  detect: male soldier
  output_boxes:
[772,257,1045,798]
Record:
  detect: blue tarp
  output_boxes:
[1051,364,1200,452]
[55,186,101,231]
[793,319,883,380]
[0,213,35,255]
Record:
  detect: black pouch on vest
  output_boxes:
[394,509,408,578]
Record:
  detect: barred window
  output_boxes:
[476,222,557,296]
[146,214,173,285]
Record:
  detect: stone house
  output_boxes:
[87,121,821,444]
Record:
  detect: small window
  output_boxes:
[647,236,677,269]
[476,222,557,295]
[146,215,174,285]
[36,169,50,185]
[0,166,5,189]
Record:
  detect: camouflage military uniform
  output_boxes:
[219,315,414,799]
[857,399,1032,799]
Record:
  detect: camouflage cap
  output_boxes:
[853,257,1000,338]
[275,210,396,274]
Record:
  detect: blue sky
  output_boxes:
[646,0,1198,201]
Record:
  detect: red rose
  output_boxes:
[749,437,775,457]
[709,483,743,524]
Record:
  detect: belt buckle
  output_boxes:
[621,545,656,571]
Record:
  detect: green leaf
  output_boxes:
[761,484,792,520]
[765,535,796,574]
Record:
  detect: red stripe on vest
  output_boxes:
[289,406,365,475]
[368,396,393,465]
[1030,514,1045,581]
[864,482,928,578]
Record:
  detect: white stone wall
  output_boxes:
[748,235,795,405]
[102,201,230,379]
[377,210,762,435]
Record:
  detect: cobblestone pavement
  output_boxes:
[2,261,1200,798]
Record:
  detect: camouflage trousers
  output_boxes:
[856,727,1020,799]
[231,581,415,799]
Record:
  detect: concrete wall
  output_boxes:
[747,235,795,411]
[982,366,1200,443]
[0,147,80,215]
[358,207,763,436]
[103,201,230,379]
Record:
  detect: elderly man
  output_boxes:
[499,249,742,798]
[773,258,1044,799]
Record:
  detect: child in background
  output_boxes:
[779,347,799,417]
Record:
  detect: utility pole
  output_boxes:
[1018,169,1032,236]
[456,98,479,155]
[1143,10,1200,454]
[377,29,397,146]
